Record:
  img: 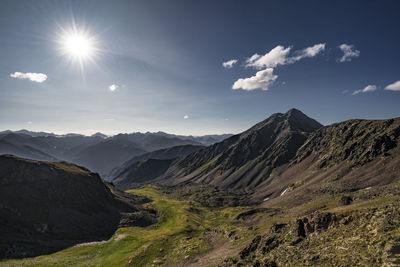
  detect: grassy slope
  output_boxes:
[0,185,252,267]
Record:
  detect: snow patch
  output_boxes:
[280,188,289,196]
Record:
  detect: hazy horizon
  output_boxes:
[2,107,400,136]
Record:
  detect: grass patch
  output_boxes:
[0,185,243,267]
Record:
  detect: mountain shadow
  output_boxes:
[109,144,204,187]
[0,155,157,259]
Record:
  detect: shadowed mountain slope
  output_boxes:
[71,139,148,176]
[0,133,104,161]
[109,144,204,180]
[0,139,57,162]
[113,158,176,190]
[0,155,157,258]
[159,109,323,189]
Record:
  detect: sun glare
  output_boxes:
[58,27,98,65]
[64,34,93,58]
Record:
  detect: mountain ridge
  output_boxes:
[157,108,323,189]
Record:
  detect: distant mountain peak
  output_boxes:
[158,109,323,189]
[246,108,322,136]
[91,132,108,139]
[286,107,303,114]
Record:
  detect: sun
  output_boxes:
[57,27,99,65]
[63,33,93,59]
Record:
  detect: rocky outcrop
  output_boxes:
[339,196,353,206]
[292,211,354,242]
[384,241,400,266]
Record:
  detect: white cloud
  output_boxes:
[222,59,238,68]
[233,43,325,92]
[352,85,377,95]
[10,72,47,83]
[183,115,189,119]
[109,84,119,92]
[232,68,277,91]
[338,44,360,62]
[245,45,291,69]
[384,80,400,91]
[290,43,326,62]
[245,43,325,70]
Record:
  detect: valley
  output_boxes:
[2,185,399,266]
[1,109,400,266]
[2,1,399,266]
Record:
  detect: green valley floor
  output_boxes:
[1,185,400,266]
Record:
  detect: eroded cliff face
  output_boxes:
[0,155,157,258]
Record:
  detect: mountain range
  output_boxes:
[1,109,400,265]
[109,108,400,204]
[0,130,231,177]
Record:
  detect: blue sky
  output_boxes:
[1,0,400,135]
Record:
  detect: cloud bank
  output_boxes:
[232,68,277,91]
[352,85,377,95]
[10,72,47,83]
[384,80,400,91]
[183,115,189,119]
[222,59,238,68]
[338,44,360,62]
